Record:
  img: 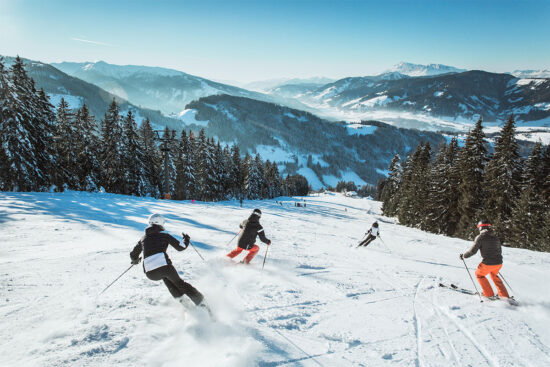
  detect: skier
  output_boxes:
[460,220,509,299]
[358,221,380,247]
[226,209,271,264]
[130,214,207,308]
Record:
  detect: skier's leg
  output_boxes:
[358,238,368,247]
[146,266,184,297]
[363,235,376,247]
[226,247,244,258]
[475,263,494,297]
[164,265,204,305]
[243,245,259,264]
[489,265,509,298]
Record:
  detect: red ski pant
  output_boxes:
[226,245,259,264]
[475,263,509,298]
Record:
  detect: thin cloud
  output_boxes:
[71,37,113,47]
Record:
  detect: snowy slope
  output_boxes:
[1,192,549,367]
[385,62,466,77]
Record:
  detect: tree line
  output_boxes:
[377,117,550,252]
[0,56,308,200]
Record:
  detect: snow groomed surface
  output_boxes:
[1,192,549,366]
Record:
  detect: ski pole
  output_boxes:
[262,245,270,271]
[225,230,241,247]
[189,241,206,262]
[499,272,514,295]
[461,258,483,302]
[99,260,139,295]
[378,237,391,253]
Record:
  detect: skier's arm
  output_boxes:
[166,234,186,251]
[257,226,270,244]
[130,241,142,262]
[463,236,481,259]
[239,220,247,229]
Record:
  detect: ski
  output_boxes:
[439,283,519,306]
[438,282,477,295]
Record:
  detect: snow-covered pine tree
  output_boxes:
[54,98,78,189]
[1,56,55,191]
[99,99,125,193]
[510,142,546,250]
[264,160,282,198]
[425,138,460,235]
[138,118,161,197]
[36,89,59,189]
[455,118,487,239]
[174,130,197,200]
[195,130,216,201]
[212,141,225,200]
[230,145,243,200]
[484,116,522,239]
[380,154,401,216]
[398,143,430,228]
[158,126,177,197]
[73,104,100,191]
[121,110,146,196]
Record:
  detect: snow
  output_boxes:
[516,78,546,87]
[434,91,445,97]
[346,124,377,136]
[296,167,323,190]
[254,145,295,163]
[339,170,367,186]
[177,109,209,127]
[1,191,550,367]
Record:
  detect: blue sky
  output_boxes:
[1,0,549,82]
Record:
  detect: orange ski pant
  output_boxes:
[475,263,509,298]
[226,245,259,264]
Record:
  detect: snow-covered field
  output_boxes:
[1,192,550,367]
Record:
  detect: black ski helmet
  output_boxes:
[373,221,379,228]
[252,208,262,218]
[477,220,491,230]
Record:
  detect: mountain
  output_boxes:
[183,94,446,188]
[243,76,335,92]
[297,70,550,125]
[385,62,466,77]
[511,69,550,78]
[3,56,184,130]
[51,61,311,116]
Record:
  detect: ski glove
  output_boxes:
[459,253,464,260]
[267,240,271,246]
[182,233,190,248]
[131,257,141,265]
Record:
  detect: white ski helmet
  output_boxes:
[148,213,165,227]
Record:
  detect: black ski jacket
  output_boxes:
[463,229,503,265]
[237,214,269,250]
[130,225,185,269]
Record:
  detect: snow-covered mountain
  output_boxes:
[244,76,335,92]
[386,62,466,77]
[2,191,549,366]
[2,56,184,130]
[182,94,446,188]
[296,71,550,126]
[511,69,550,79]
[51,61,311,116]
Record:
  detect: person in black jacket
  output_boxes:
[226,209,271,264]
[130,214,205,306]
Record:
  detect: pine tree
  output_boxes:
[99,99,124,193]
[121,110,146,196]
[55,98,78,189]
[426,139,460,235]
[174,130,197,200]
[484,116,522,239]
[510,143,546,250]
[381,154,401,216]
[456,119,488,239]
[195,130,216,200]
[158,126,176,197]
[230,145,243,199]
[138,118,161,197]
[73,104,100,191]
[0,56,55,191]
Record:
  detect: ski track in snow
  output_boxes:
[1,191,550,366]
